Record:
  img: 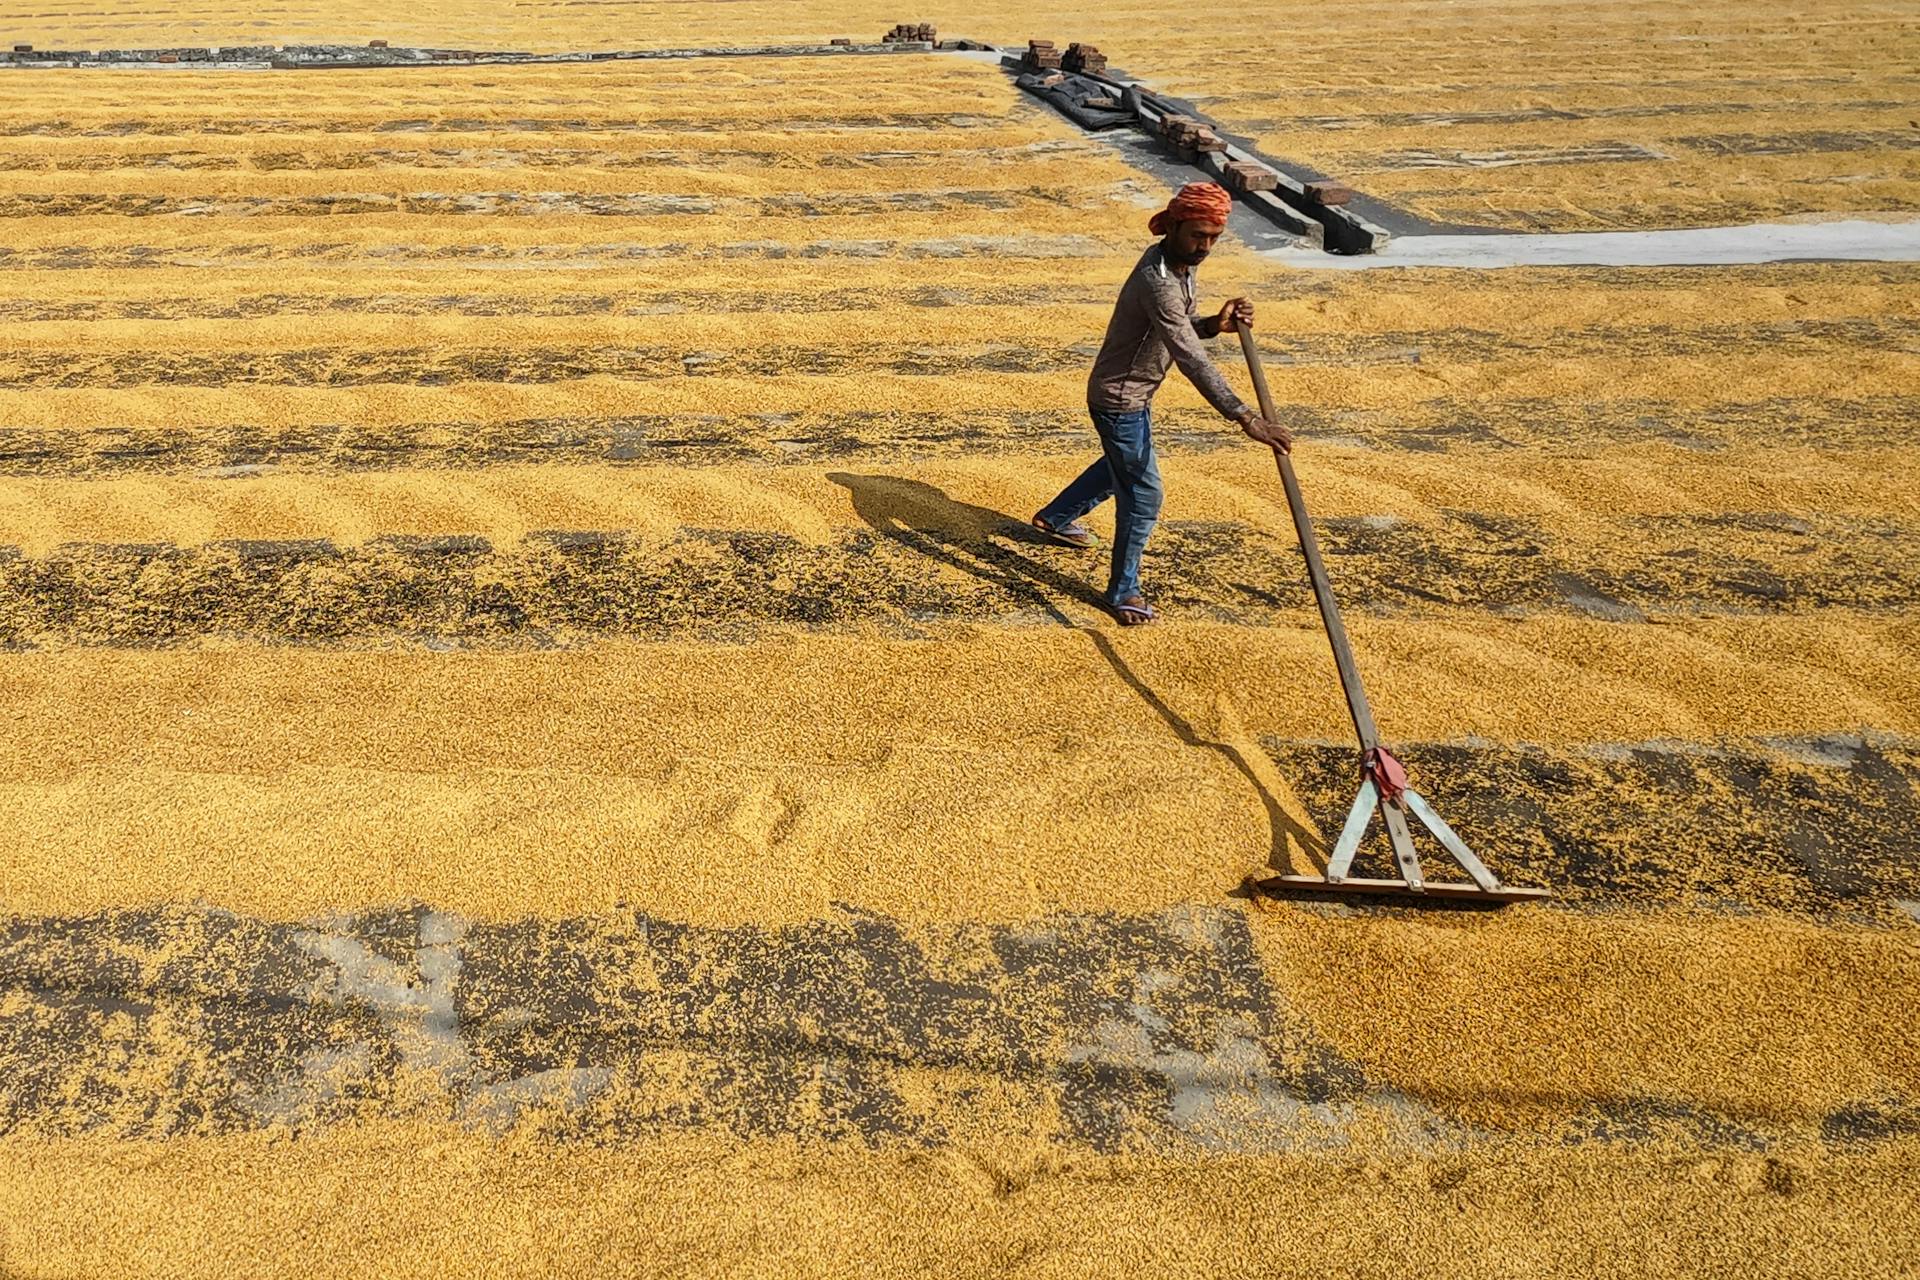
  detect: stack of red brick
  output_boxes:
[882,22,936,43]
[1060,42,1107,73]
[1225,160,1278,193]
[1160,114,1226,160]
[1023,39,1062,69]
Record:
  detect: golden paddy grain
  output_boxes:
[0,36,1914,1279]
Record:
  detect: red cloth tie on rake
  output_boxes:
[1362,746,1409,805]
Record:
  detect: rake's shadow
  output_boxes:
[826,471,1326,881]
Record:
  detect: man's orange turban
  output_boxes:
[1148,181,1233,236]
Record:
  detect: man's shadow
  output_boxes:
[826,471,1326,882]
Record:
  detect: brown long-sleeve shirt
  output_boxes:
[1085,242,1250,421]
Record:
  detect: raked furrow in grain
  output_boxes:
[3,397,1918,476]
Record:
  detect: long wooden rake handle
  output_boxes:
[1237,323,1430,888]
[1235,324,1382,752]
[1237,322,1547,901]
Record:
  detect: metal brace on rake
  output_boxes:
[1289,743,1547,901]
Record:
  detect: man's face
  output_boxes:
[1166,218,1225,266]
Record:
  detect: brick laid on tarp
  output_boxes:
[1062,42,1107,72]
[1024,38,1063,69]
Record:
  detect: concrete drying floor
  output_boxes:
[0,44,1916,1279]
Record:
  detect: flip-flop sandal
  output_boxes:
[1031,515,1100,549]
[1113,597,1157,626]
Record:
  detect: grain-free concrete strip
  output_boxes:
[1270,218,1920,269]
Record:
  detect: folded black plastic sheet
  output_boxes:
[1015,71,1135,130]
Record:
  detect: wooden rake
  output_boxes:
[1237,324,1549,904]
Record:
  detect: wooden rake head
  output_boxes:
[1259,747,1550,903]
[1234,320,1549,906]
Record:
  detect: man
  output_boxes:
[1032,181,1292,626]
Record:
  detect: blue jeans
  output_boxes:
[1035,406,1163,606]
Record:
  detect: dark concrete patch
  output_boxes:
[0,186,1104,221]
[1264,392,1920,454]
[1677,130,1920,157]
[1,504,1914,647]
[5,899,1911,1147]
[0,113,1018,140]
[3,317,1910,391]
[1364,142,1667,172]
[1571,1098,1768,1150]
[1,394,1909,477]
[1821,1097,1920,1143]
[0,902,1359,1148]
[0,282,1114,325]
[0,235,1114,272]
[458,906,1358,1149]
[1234,99,1912,133]
[1260,737,1920,920]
